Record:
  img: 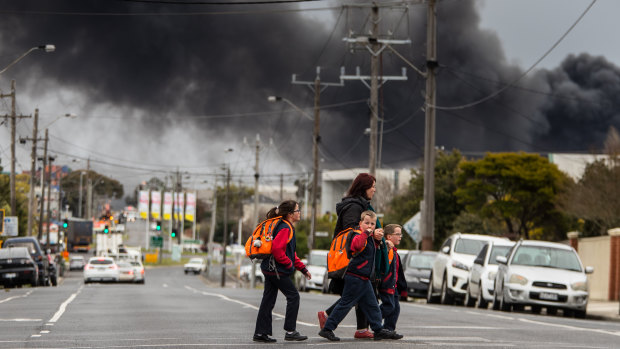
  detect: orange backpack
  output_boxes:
[245,216,293,260]
[327,228,366,279]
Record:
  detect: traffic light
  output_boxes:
[62,219,68,229]
[156,220,162,231]
[171,229,177,238]
[104,225,109,234]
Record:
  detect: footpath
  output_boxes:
[587,300,620,321]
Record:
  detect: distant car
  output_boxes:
[84,257,120,283]
[402,250,437,299]
[130,260,145,284]
[2,237,51,287]
[69,255,86,271]
[464,240,515,308]
[493,240,593,318]
[295,250,329,293]
[0,247,39,288]
[240,263,264,283]
[117,261,137,282]
[184,258,207,274]
[427,233,509,305]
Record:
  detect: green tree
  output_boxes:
[0,174,30,236]
[61,170,124,217]
[455,152,568,240]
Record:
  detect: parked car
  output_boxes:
[427,233,509,305]
[402,250,437,299]
[130,260,145,284]
[184,257,207,274]
[0,247,39,288]
[240,263,264,283]
[464,240,515,308]
[295,250,329,293]
[2,237,51,286]
[84,257,120,283]
[69,255,86,271]
[117,260,137,282]
[493,240,593,318]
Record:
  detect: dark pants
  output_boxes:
[323,274,383,332]
[254,274,300,335]
[379,292,400,331]
[326,278,368,330]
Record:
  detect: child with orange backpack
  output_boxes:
[378,224,408,339]
[318,210,400,341]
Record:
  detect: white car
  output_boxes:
[493,240,593,318]
[296,250,328,293]
[464,240,515,308]
[239,263,264,283]
[117,261,137,282]
[184,258,207,275]
[427,233,509,305]
[130,260,145,284]
[84,257,120,283]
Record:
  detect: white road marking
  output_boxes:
[48,285,83,323]
[30,335,41,338]
[518,317,620,337]
[163,283,168,288]
[0,318,42,322]
[40,330,50,334]
[416,326,504,330]
[0,289,35,304]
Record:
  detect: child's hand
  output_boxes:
[373,228,384,240]
[386,240,394,250]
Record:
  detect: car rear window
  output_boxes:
[130,261,142,267]
[4,242,37,255]
[454,238,487,255]
[408,254,435,269]
[90,259,113,265]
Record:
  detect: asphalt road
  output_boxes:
[2,266,620,348]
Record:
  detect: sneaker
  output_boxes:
[284,331,308,341]
[373,329,394,341]
[354,329,374,339]
[318,329,340,342]
[317,311,328,329]
[253,334,276,343]
[389,331,404,340]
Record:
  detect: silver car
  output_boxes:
[464,240,514,308]
[493,240,593,318]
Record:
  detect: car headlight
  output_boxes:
[487,271,496,280]
[571,281,587,291]
[508,274,528,285]
[451,261,469,271]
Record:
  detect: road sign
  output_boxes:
[150,236,163,248]
[403,211,421,242]
[182,239,201,245]
[1,216,18,237]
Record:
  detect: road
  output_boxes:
[1,267,620,348]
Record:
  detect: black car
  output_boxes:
[2,237,51,286]
[0,247,39,288]
[402,250,437,298]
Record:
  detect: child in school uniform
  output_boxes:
[378,224,408,339]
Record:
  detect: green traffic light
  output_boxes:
[63,222,68,228]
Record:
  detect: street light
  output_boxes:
[0,45,55,75]
[267,96,313,120]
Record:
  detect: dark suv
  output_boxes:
[0,247,39,288]
[2,237,51,286]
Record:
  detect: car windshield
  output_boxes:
[488,246,511,265]
[407,254,435,269]
[511,246,582,272]
[189,259,203,264]
[454,238,487,255]
[90,259,113,265]
[308,253,327,267]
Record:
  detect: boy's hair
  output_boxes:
[359,210,377,222]
[384,224,402,236]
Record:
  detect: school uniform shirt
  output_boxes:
[346,229,377,280]
[379,247,407,295]
[260,220,308,277]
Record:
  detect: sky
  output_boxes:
[1,0,619,204]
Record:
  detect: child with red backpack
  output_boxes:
[252,200,311,343]
[318,211,400,341]
[378,224,408,339]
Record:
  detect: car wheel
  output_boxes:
[51,274,58,287]
[426,274,440,304]
[477,283,488,309]
[184,270,188,275]
[531,305,541,314]
[492,284,500,310]
[440,275,454,305]
[546,307,557,316]
[499,285,511,312]
[464,282,476,307]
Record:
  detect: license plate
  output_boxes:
[3,273,17,278]
[539,292,558,301]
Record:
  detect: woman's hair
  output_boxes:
[346,173,376,199]
[266,200,298,219]
[384,224,402,236]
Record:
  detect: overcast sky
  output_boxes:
[1,0,619,199]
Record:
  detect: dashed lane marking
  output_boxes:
[48,285,83,323]
[0,318,42,322]
[0,289,35,304]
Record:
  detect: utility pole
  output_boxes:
[251,135,261,288]
[207,173,217,278]
[46,154,55,251]
[26,109,39,236]
[221,166,230,287]
[341,4,410,176]
[37,129,48,242]
[280,174,284,202]
[421,0,438,251]
[1,80,31,215]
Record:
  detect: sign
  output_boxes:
[171,244,182,261]
[1,216,18,237]
[182,239,201,245]
[315,231,329,237]
[185,192,196,222]
[403,211,421,242]
[150,236,163,248]
[151,191,161,219]
[138,191,149,219]
[163,192,173,221]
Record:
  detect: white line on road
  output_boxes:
[0,289,34,304]
[518,317,620,338]
[48,285,84,323]
[0,318,42,322]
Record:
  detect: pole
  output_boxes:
[37,130,48,242]
[279,174,283,202]
[46,154,54,251]
[9,80,16,215]
[421,0,437,251]
[251,135,260,288]
[78,172,84,218]
[368,5,380,176]
[207,175,217,277]
[221,166,230,287]
[27,109,39,236]
[309,74,321,252]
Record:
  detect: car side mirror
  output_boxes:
[496,256,508,264]
[585,266,594,274]
[441,246,450,254]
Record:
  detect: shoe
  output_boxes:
[389,331,404,340]
[373,329,394,341]
[317,311,328,329]
[354,329,374,339]
[284,331,308,341]
[318,329,340,342]
[253,334,276,343]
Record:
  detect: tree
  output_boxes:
[455,152,568,240]
[0,174,30,236]
[61,170,124,217]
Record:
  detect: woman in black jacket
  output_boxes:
[318,173,384,339]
